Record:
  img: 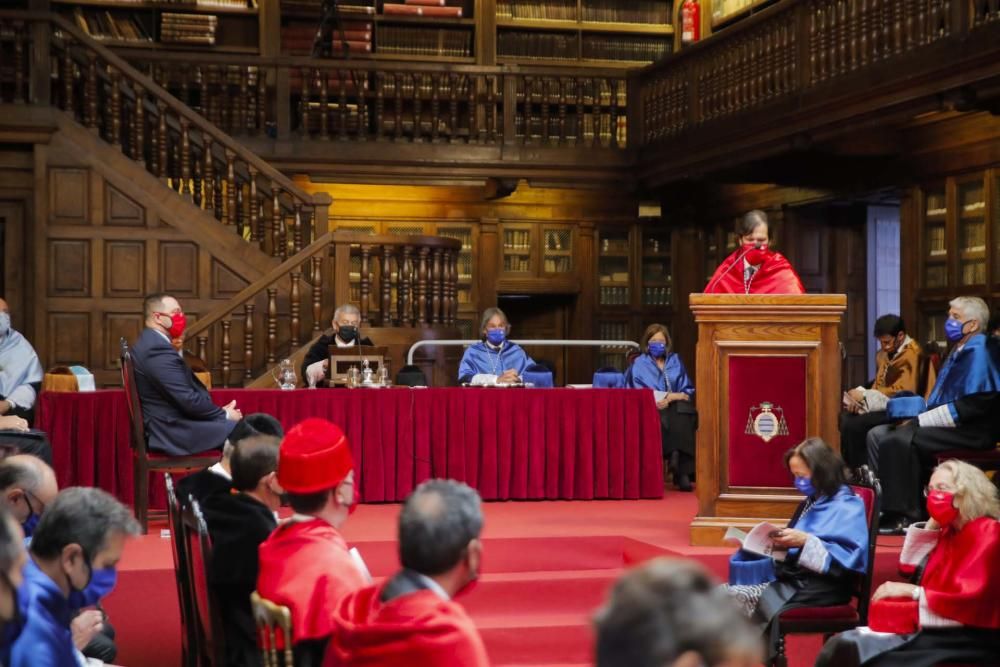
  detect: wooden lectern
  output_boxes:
[689,294,846,546]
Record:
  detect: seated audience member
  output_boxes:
[0,298,43,426]
[302,304,374,388]
[625,324,697,491]
[324,479,488,667]
[723,438,868,660]
[10,487,138,667]
[867,297,1000,535]
[594,557,761,667]
[458,307,535,385]
[817,460,1000,667]
[132,293,242,456]
[840,315,928,469]
[176,413,284,507]
[0,508,27,651]
[256,418,366,665]
[0,455,58,539]
[202,434,282,667]
[0,457,119,663]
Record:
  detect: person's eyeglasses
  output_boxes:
[23,490,45,516]
[923,485,955,497]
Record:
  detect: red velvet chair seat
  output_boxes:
[780,604,858,622]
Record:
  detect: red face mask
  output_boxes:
[926,490,959,526]
[744,243,770,266]
[158,312,187,339]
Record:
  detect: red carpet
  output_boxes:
[104,493,904,667]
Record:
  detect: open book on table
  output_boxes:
[724,522,788,561]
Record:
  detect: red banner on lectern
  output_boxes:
[727,355,807,487]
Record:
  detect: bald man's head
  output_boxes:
[0,455,58,526]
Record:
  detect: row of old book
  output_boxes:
[496,0,670,24]
[499,30,669,62]
[71,7,152,42]
[515,113,628,144]
[282,22,472,57]
[161,12,218,44]
[581,35,668,62]
[334,0,464,17]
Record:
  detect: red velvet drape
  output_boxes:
[37,387,664,509]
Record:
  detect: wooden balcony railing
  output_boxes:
[182,231,460,387]
[640,0,1000,145]
[0,10,330,258]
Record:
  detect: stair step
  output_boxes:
[479,616,594,665]
[463,568,620,617]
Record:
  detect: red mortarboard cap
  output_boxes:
[278,418,354,493]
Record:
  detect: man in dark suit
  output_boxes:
[202,434,283,667]
[301,304,374,387]
[175,413,283,508]
[132,293,242,456]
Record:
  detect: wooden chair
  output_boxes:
[250,591,295,667]
[165,474,198,667]
[772,465,882,667]
[120,337,218,533]
[182,497,227,667]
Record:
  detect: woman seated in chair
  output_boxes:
[724,438,869,659]
[625,324,696,491]
[817,459,1000,667]
[458,307,535,386]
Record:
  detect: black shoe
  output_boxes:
[878,517,911,536]
[675,473,693,492]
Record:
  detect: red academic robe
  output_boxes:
[921,516,1000,628]
[323,583,490,667]
[256,518,367,642]
[704,248,805,294]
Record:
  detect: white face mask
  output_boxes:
[0,312,10,336]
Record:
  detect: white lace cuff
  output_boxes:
[900,522,939,568]
[862,389,889,413]
[917,404,957,428]
[797,534,830,574]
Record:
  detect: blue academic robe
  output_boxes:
[624,352,695,398]
[787,485,869,574]
[9,560,77,667]
[458,341,534,383]
[926,334,1000,409]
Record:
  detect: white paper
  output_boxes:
[653,390,668,402]
[725,522,787,561]
[349,547,373,584]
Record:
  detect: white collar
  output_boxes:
[485,340,504,351]
[334,336,355,348]
[151,328,172,345]
[413,572,450,601]
[208,461,231,481]
[890,336,914,360]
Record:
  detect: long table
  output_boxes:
[36,387,664,508]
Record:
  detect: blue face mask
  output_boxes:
[21,513,41,538]
[944,318,968,342]
[793,476,815,497]
[85,567,118,601]
[486,329,506,346]
[648,342,667,358]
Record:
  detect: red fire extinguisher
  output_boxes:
[681,0,701,46]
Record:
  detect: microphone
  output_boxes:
[705,243,758,294]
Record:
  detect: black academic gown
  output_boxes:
[300,332,375,387]
[201,492,278,667]
[175,468,232,508]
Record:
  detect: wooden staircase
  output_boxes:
[0,9,461,387]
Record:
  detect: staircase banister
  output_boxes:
[1,9,319,210]
[334,231,462,251]
[183,231,338,341]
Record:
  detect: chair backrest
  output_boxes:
[849,465,882,624]
[395,364,428,387]
[165,475,197,667]
[119,338,148,458]
[593,367,626,388]
[523,363,554,388]
[916,351,938,401]
[250,591,295,667]
[182,497,227,667]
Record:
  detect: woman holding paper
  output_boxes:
[724,438,869,659]
[624,324,696,491]
[816,459,1000,667]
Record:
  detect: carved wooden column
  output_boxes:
[381,246,393,326]
[431,248,442,324]
[360,246,371,324]
[312,255,324,334]
[290,271,302,348]
[417,247,430,325]
[244,303,255,380]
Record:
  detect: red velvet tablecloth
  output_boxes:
[36,387,664,508]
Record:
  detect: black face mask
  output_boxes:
[337,325,358,343]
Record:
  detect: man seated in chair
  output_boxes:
[0,298,43,426]
[325,480,489,667]
[132,293,242,456]
[841,315,929,469]
[202,434,283,667]
[256,418,366,665]
[867,297,1000,535]
[302,304,374,388]
[176,413,283,508]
